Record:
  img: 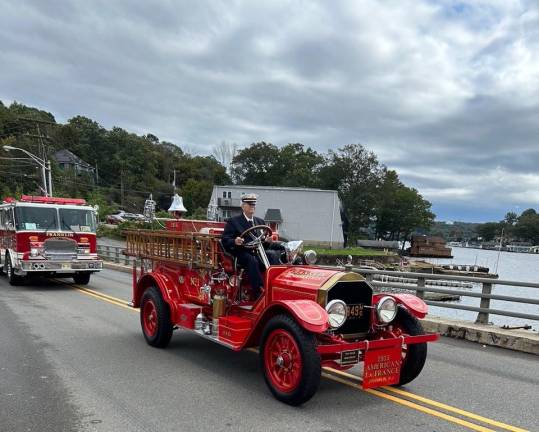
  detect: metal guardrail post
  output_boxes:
[476,282,492,324]
[115,247,120,264]
[416,276,425,299]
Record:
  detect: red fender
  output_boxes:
[273,299,329,333]
[373,293,428,319]
[133,273,180,320]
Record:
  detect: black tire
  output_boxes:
[140,286,173,348]
[6,254,24,286]
[73,273,91,285]
[260,314,321,406]
[393,307,428,386]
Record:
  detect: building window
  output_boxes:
[222,191,227,198]
[227,192,231,198]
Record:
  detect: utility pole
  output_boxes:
[47,159,52,196]
[120,170,124,208]
[16,117,56,196]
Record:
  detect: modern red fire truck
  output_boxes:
[0,195,102,285]
[125,220,438,406]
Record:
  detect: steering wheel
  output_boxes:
[240,225,273,249]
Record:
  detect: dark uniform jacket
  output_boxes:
[222,214,266,254]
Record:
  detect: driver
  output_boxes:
[222,194,271,300]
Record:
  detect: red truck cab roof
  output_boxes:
[3,195,88,206]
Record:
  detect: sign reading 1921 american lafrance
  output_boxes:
[362,346,403,389]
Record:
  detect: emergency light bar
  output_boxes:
[17,195,88,205]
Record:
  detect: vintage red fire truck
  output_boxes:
[126,221,438,405]
[0,195,102,285]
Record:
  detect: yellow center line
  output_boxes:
[68,283,529,432]
[324,367,529,432]
[72,286,136,311]
[322,373,496,432]
[382,386,529,432]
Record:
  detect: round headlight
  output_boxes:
[30,248,40,257]
[376,296,398,324]
[326,299,347,329]
[304,250,317,265]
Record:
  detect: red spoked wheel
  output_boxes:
[381,306,427,386]
[142,298,158,337]
[264,329,303,393]
[140,286,173,348]
[260,315,321,406]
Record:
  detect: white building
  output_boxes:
[207,185,344,247]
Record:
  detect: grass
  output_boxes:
[310,247,396,256]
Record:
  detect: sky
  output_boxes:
[1,0,538,222]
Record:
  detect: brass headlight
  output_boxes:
[376,296,397,324]
[326,299,347,329]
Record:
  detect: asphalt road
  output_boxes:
[0,268,537,432]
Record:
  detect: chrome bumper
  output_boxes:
[19,259,103,274]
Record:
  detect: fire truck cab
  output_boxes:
[0,195,102,286]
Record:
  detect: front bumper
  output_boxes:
[318,333,439,389]
[317,333,438,355]
[19,259,103,274]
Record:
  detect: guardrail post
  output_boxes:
[105,245,111,261]
[475,282,492,324]
[115,247,120,264]
[124,249,129,265]
[416,276,425,299]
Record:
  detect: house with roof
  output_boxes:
[207,185,344,247]
[53,149,95,175]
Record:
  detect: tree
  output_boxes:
[477,222,501,242]
[276,143,324,187]
[317,144,385,242]
[374,171,434,245]
[514,209,539,244]
[230,142,280,185]
[181,179,213,217]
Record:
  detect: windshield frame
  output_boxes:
[58,207,97,233]
[14,205,59,231]
[14,204,97,233]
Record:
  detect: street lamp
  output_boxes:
[3,145,53,197]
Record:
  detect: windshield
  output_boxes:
[15,207,59,231]
[59,209,97,233]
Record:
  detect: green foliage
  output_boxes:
[513,209,539,244]
[316,144,385,243]
[231,142,323,187]
[0,100,231,217]
[183,207,208,220]
[0,100,437,245]
[86,191,116,222]
[374,169,435,244]
[231,142,280,185]
[181,179,213,216]
[477,222,502,242]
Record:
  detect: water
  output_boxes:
[415,247,539,330]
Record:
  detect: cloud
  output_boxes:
[0,0,537,221]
